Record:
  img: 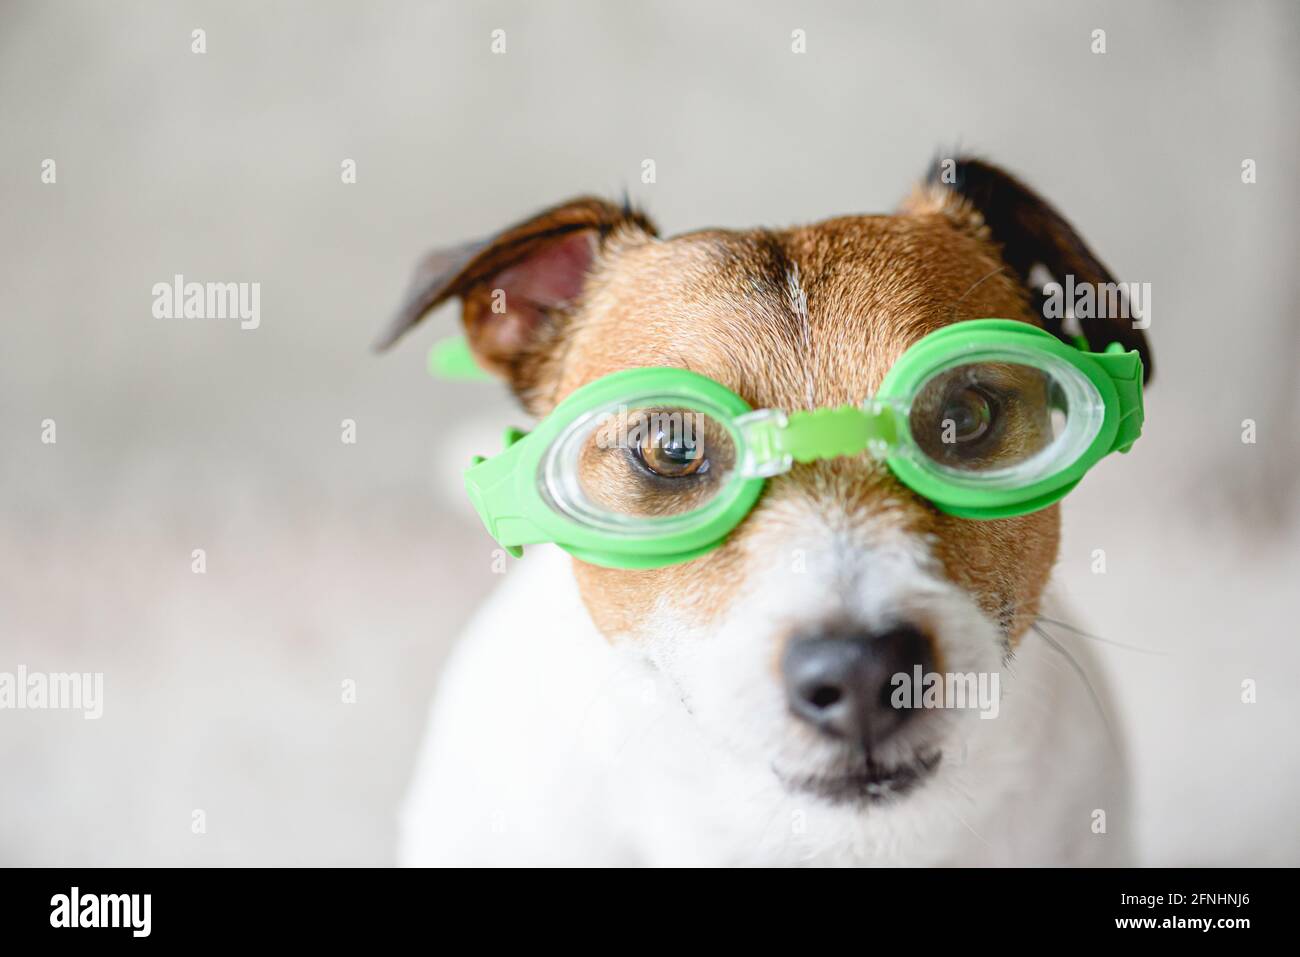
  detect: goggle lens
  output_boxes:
[543,397,740,529]
[904,355,1105,486]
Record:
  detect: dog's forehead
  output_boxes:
[562,213,1025,410]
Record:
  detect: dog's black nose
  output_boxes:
[782,623,935,749]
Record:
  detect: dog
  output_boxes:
[382,157,1148,866]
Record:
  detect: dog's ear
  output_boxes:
[904,157,1153,382]
[374,197,657,383]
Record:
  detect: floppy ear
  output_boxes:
[905,157,1153,382]
[374,197,657,385]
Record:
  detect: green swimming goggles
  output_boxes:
[444,319,1144,570]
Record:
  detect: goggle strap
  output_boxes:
[428,336,493,381]
[464,428,551,550]
[1089,348,1145,453]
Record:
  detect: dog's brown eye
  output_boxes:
[637,429,706,478]
[940,387,995,445]
[575,406,734,520]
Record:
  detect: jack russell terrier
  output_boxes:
[379,157,1150,866]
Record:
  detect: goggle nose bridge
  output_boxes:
[736,400,903,479]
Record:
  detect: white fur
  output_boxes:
[400,532,1128,866]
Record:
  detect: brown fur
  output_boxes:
[559,214,1055,645]
[383,159,1147,655]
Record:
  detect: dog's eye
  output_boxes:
[940,386,996,445]
[574,407,732,520]
[909,362,1065,473]
[636,428,707,478]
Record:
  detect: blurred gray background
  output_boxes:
[2,0,1298,865]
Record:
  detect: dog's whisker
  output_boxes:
[748,780,801,855]
[1035,614,1166,656]
[948,264,1008,322]
[1031,622,1120,751]
[944,803,995,851]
